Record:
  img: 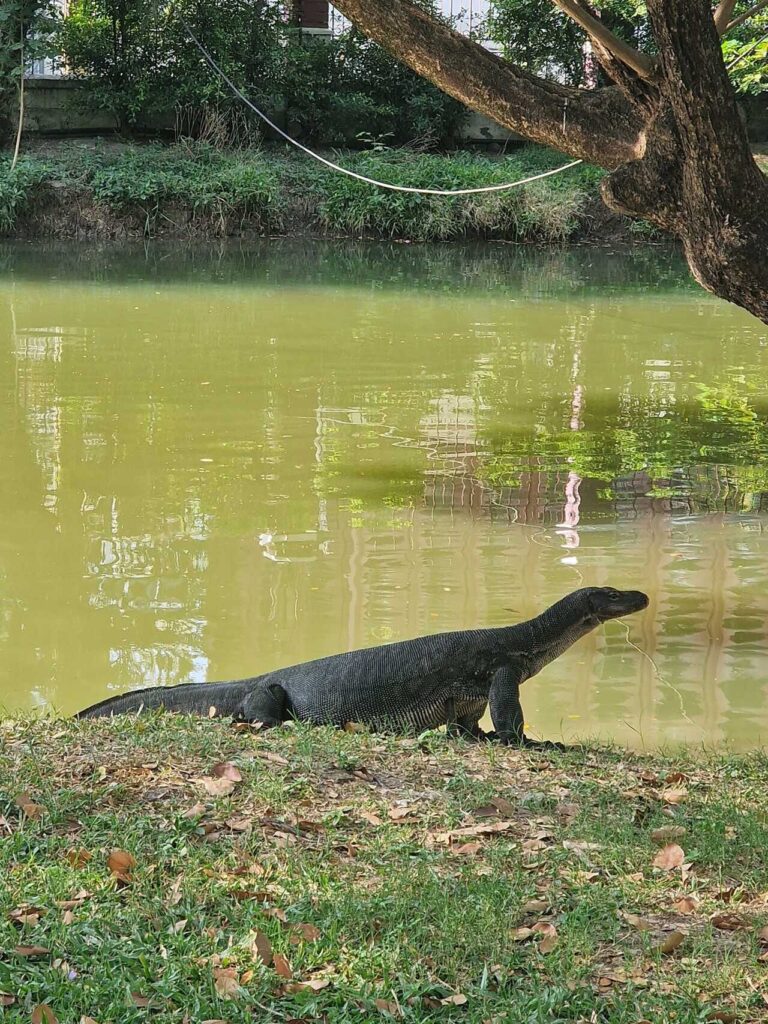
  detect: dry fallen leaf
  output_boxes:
[31,1005,57,1024]
[80,1017,100,1024]
[273,953,292,979]
[671,896,699,914]
[212,762,243,783]
[511,927,534,942]
[532,922,558,953]
[14,793,44,819]
[360,811,383,827]
[0,994,16,1007]
[213,967,241,1000]
[248,931,273,965]
[707,1012,738,1023]
[653,843,685,871]
[66,848,92,869]
[13,946,50,957]
[651,825,686,844]
[388,806,415,821]
[621,912,654,932]
[199,777,236,798]
[375,998,402,1016]
[107,849,136,878]
[440,994,468,1006]
[291,923,321,942]
[662,788,688,805]
[454,842,482,856]
[430,820,516,844]
[660,930,685,954]
[711,912,746,931]
[522,899,549,914]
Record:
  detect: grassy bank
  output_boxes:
[0,140,612,243]
[1,716,767,1023]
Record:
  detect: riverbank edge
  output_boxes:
[1,140,644,244]
[1,714,767,1022]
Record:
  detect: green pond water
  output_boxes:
[1,239,768,749]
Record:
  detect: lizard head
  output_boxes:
[585,587,649,623]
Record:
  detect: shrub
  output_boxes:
[0,157,50,231]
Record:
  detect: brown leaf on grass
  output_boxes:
[212,762,243,783]
[659,931,685,954]
[711,912,746,931]
[80,1017,100,1023]
[290,923,321,942]
[264,907,288,923]
[282,979,330,992]
[0,994,16,1007]
[653,844,685,870]
[31,1005,57,1024]
[166,874,184,906]
[107,849,136,878]
[213,967,242,1000]
[511,927,534,942]
[562,840,603,852]
[13,946,50,957]
[454,842,482,856]
[258,751,290,766]
[707,1012,738,1022]
[440,994,468,1006]
[374,998,402,1016]
[273,953,292,979]
[388,806,415,821]
[621,912,654,932]
[532,922,558,953]
[671,896,699,914]
[662,788,687,805]
[665,771,688,785]
[14,793,44,819]
[9,905,45,926]
[473,797,516,818]
[360,810,383,826]
[248,931,273,965]
[199,777,236,798]
[183,802,208,819]
[522,899,549,914]
[651,826,686,844]
[62,910,75,926]
[430,820,516,844]
[66,848,92,869]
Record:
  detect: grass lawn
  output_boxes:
[1,716,767,1023]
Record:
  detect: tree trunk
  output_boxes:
[331,0,768,325]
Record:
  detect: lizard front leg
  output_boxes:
[488,665,565,750]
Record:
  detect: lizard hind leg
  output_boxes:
[236,682,288,727]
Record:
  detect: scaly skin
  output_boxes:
[76,587,649,747]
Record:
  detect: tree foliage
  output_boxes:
[0,0,58,139]
[59,0,465,146]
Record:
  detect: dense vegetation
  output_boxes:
[0,142,607,242]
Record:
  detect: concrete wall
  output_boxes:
[23,76,768,146]
[25,78,117,134]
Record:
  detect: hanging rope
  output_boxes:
[180,19,584,197]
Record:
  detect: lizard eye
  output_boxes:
[606,589,621,602]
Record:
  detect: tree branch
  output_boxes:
[553,0,655,78]
[330,0,644,169]
[713,0,739,34]
[725,0,768,34]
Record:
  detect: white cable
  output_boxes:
[182,19,584,197]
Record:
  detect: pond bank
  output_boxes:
[0,139,645,243]
[1,715,767,1022]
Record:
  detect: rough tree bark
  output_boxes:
[331,0,768,324]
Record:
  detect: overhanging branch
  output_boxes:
[714,0,739,34]
[331,0,644,168]
[725,0,768,34]
[553,0,655,78]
